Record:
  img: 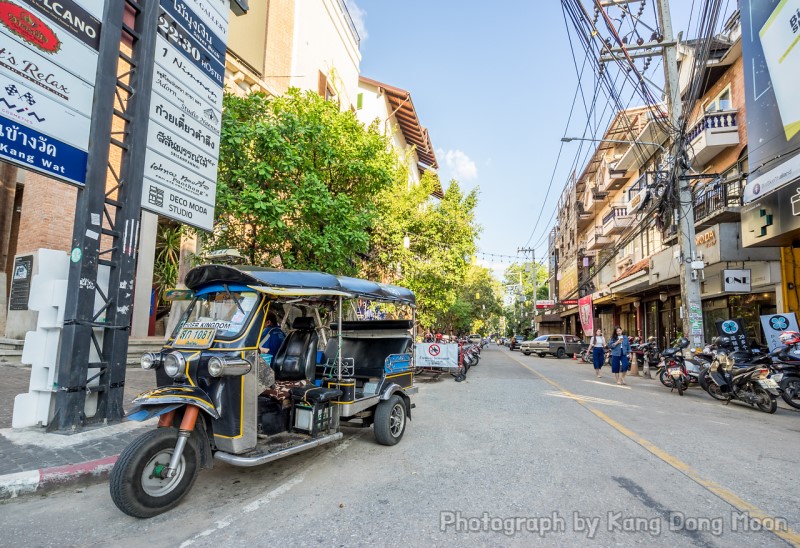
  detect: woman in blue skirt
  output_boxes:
[590,328,606,377]
[609,326,631,385]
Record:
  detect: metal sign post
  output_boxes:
[49,0,160,432]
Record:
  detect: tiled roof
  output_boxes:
[613,257,650,283]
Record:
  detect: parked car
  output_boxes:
[509,335,524,350]
[521,334,588,359]
[468,333,482,344]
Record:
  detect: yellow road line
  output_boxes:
[508,352,800,545]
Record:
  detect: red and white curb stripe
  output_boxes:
[0,455,119,499]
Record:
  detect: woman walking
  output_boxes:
[590,328,606,377]
[610,326,631,385]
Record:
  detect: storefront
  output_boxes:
[702,293,777,346]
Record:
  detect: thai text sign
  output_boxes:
[0,0,102,186]
[142,0,228,231]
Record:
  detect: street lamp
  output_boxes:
[561,136,668,155]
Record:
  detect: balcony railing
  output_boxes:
[693,176,745,224]
[336,0,361,46]
[687,110,738,143]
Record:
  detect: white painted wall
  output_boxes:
[292,0,361,109]
[356,80,423,185]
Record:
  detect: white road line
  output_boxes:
[545,391,640,409]
[583,380,632,389]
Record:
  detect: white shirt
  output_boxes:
[591,336,606,348]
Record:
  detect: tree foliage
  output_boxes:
[209,89,397,274]
[363,172,480,328]
[442,264,504,334]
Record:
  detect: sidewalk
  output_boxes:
[0,364,157,499]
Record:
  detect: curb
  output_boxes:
[0,455,119,500]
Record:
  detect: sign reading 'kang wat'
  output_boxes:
[0,0,103,186]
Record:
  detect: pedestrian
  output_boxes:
[590,328,606,377]
[610,326,631,385]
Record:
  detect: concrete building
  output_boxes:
[550,12,778,346]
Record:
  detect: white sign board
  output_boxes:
[0,0,102,186]
[415,343,460,369]
[142,0,228,231]
[760,313,800,352]
[722,269,751,293]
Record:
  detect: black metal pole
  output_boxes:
[50,0,160,432]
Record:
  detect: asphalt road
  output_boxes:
[1,346,799,547]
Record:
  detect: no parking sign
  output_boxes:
[760,313,800,351]
[415,343,459,368]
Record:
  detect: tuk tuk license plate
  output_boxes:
[174,327,216,349]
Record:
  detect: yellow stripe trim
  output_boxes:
[779,32,800,63]
[507,352,800,546]
[760,0,791,37]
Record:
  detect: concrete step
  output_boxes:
[0,338,23,351]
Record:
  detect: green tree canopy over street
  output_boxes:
[210,89,396,274]
[363,170,482,328]
[209,89,487,330]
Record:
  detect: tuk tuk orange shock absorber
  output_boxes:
[165,406,200,478]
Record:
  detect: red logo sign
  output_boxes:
[428,344,441,357]
[0,2,61,54]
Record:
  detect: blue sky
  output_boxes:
[350,0,731,278]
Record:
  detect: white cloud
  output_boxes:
[438,148,478,181]
[344,0,368,41]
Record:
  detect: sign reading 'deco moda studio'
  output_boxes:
[141,0,229,231]
[0,0,103,186]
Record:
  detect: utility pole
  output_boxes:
[594,0,705,348]
[656,0,705,347]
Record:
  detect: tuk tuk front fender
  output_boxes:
[131,386,220,419]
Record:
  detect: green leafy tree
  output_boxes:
[443,265,504,334]
[363,173,480,328]
[503,261,548,336]
[209,89,397,274]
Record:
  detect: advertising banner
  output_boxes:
[578,295,594,335]
[742,0,800,203]
[715,318,750,352]
[414,343,459,369]
[760,312,800,351]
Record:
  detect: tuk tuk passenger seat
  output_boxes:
[273,317,318,382]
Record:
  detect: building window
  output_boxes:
[704,86,732,112]
[357,92,363,110]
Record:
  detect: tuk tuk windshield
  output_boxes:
[173,290,259,340]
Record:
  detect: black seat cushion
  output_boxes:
[324,336,412,378]
[273,318,318,381]
[290,385,342,404]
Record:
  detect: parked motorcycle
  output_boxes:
[706,337,779,413]
[656,338,694,395]
[764,331,800,409]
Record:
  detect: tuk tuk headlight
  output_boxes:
[163,352,187,379]
[141,352,162,370]
[208,356,251,377]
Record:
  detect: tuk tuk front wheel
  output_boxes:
[374,395,407,446]
[110,427,200,518]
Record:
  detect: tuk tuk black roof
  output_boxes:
[184,265,415,307]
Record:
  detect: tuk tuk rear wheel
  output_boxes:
[374,395,407,446]
[110,427,200,518]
